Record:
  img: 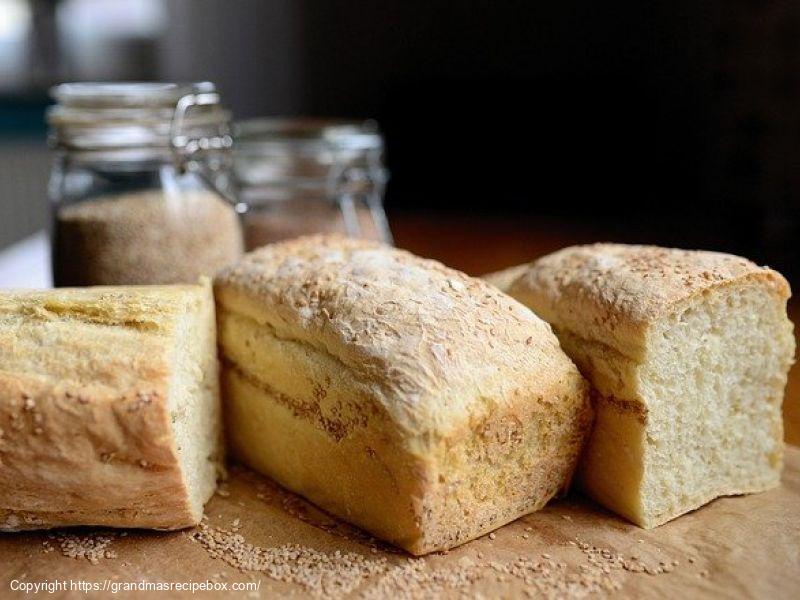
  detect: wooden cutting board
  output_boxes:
[1,447,798,599]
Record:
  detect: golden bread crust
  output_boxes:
[215,235,580,440]
[215,235,592,553]
[508,243,790,358]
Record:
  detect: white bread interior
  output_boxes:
[503,244,795,528]
[0,281,222,531]
[215,235,593,555]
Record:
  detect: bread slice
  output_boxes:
[0,281,222,531]
[215,235,592,555]
[502,244,795,528]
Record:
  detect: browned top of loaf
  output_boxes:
[508,243,791,356]
[0,284,208,333]
[214,235,583,438]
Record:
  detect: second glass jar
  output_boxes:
[233,118,392,250]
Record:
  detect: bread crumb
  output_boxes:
[488,533,497,540]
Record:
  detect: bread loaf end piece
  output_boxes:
[216,235,592,554]
[508,244,795,527]
[0,282,222,531]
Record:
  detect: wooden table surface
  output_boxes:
[391,212,800,446]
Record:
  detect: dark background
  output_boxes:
[1,0,798,279]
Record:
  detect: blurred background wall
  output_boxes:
[0,0,798,279]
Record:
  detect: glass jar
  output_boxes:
[47,82,244,286]
[233,118,391,250]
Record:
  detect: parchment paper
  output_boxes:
[1,447,798,599]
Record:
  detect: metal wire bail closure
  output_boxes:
[170,92,242,209]
[327,147,392,243]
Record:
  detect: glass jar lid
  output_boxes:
[47,81,231,152]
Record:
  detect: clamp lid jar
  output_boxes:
[47,81,243,286]
[233,118,391,249]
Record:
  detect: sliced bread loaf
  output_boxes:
[502,244,795,527]
[0,281,222,530]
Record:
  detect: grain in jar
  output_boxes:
[54,189,243,286]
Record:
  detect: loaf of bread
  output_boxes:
[0,282,222,531]
[483,264,530,291]
[500,244,795,528]
[215,235,592,554]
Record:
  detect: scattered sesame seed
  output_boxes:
[117,465,691,598]
[55,532,116,564]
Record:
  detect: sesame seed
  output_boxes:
[55,532,116,563]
